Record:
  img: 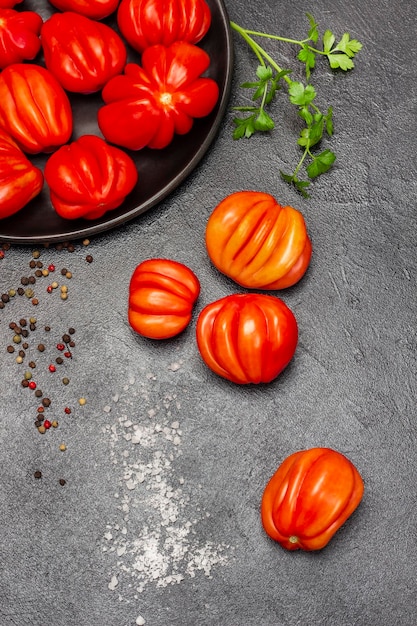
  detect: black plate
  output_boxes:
[0,0,233,243]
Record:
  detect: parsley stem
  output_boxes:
[231,23,310,48]
[230,22,293,85]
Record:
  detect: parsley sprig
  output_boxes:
[231,14,362,197]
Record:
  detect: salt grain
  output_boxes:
[108,575,118,590]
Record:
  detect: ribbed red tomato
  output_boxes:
[98,41,219,150]
[0,128,44,219]
[206,191,312,290]
[47,0,120,20]
[261,448,364,551]
[196,293,298,384]
[0,1,23,8]
[117,0,211,53]
[0,63,72,154]
[0,9,43,70]
[98,42,219,150]
[41,12,127,94]
[128,259,201,339]
[44,135,138,220]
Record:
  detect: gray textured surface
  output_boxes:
[1,0,416,625]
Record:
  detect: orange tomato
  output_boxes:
[205,190,312,289]
[196,293,298,384]
[128,258,200,339]
[261,447,364,551]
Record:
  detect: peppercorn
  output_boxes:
[86,255,93,263]
[42,398,51,407]
[38,344,45,352]
[59,479,66,486]
[34,470,42,479]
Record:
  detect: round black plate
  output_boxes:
[0,0,234,243]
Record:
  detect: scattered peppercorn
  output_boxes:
[34,470,42,479]
[59,479,66,486]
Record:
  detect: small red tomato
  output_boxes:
[117,0,211,53]
[44,135,138,220]
[206,191,312,290]
[0,9,43,70]
[0,128,44,219]
[196,293,298,384]
[98,41,219,150]
[128,259,200,339]
[41,12,127,94]
[261,448,364,551]
[47,0,120,20]
[0,63,72,154]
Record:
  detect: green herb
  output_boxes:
[231,15,362,197]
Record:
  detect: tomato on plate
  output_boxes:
[0,128,44,219]
[0,9,43,70]
[0,0,23,7]
[98,41,219,150]
[128,258,201,339]
[196,293,298,384]
[41,12,127,94]
[47,0,120,20]
[117,0,211,53]
[44,135,138,220]
[0,63,72,154]
[206,191,312,290]
[261,448,364,551]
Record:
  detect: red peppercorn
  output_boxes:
[0,250,5,259]
[64,351,72,358]
[43,420,52,429]
[48,264,55,272]
[47,285,53,293]
[49,364,56,372]
[56,343,65,351]
[28,381,37,390]
[64,407,71,414]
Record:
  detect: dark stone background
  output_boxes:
[1,0,416,624]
